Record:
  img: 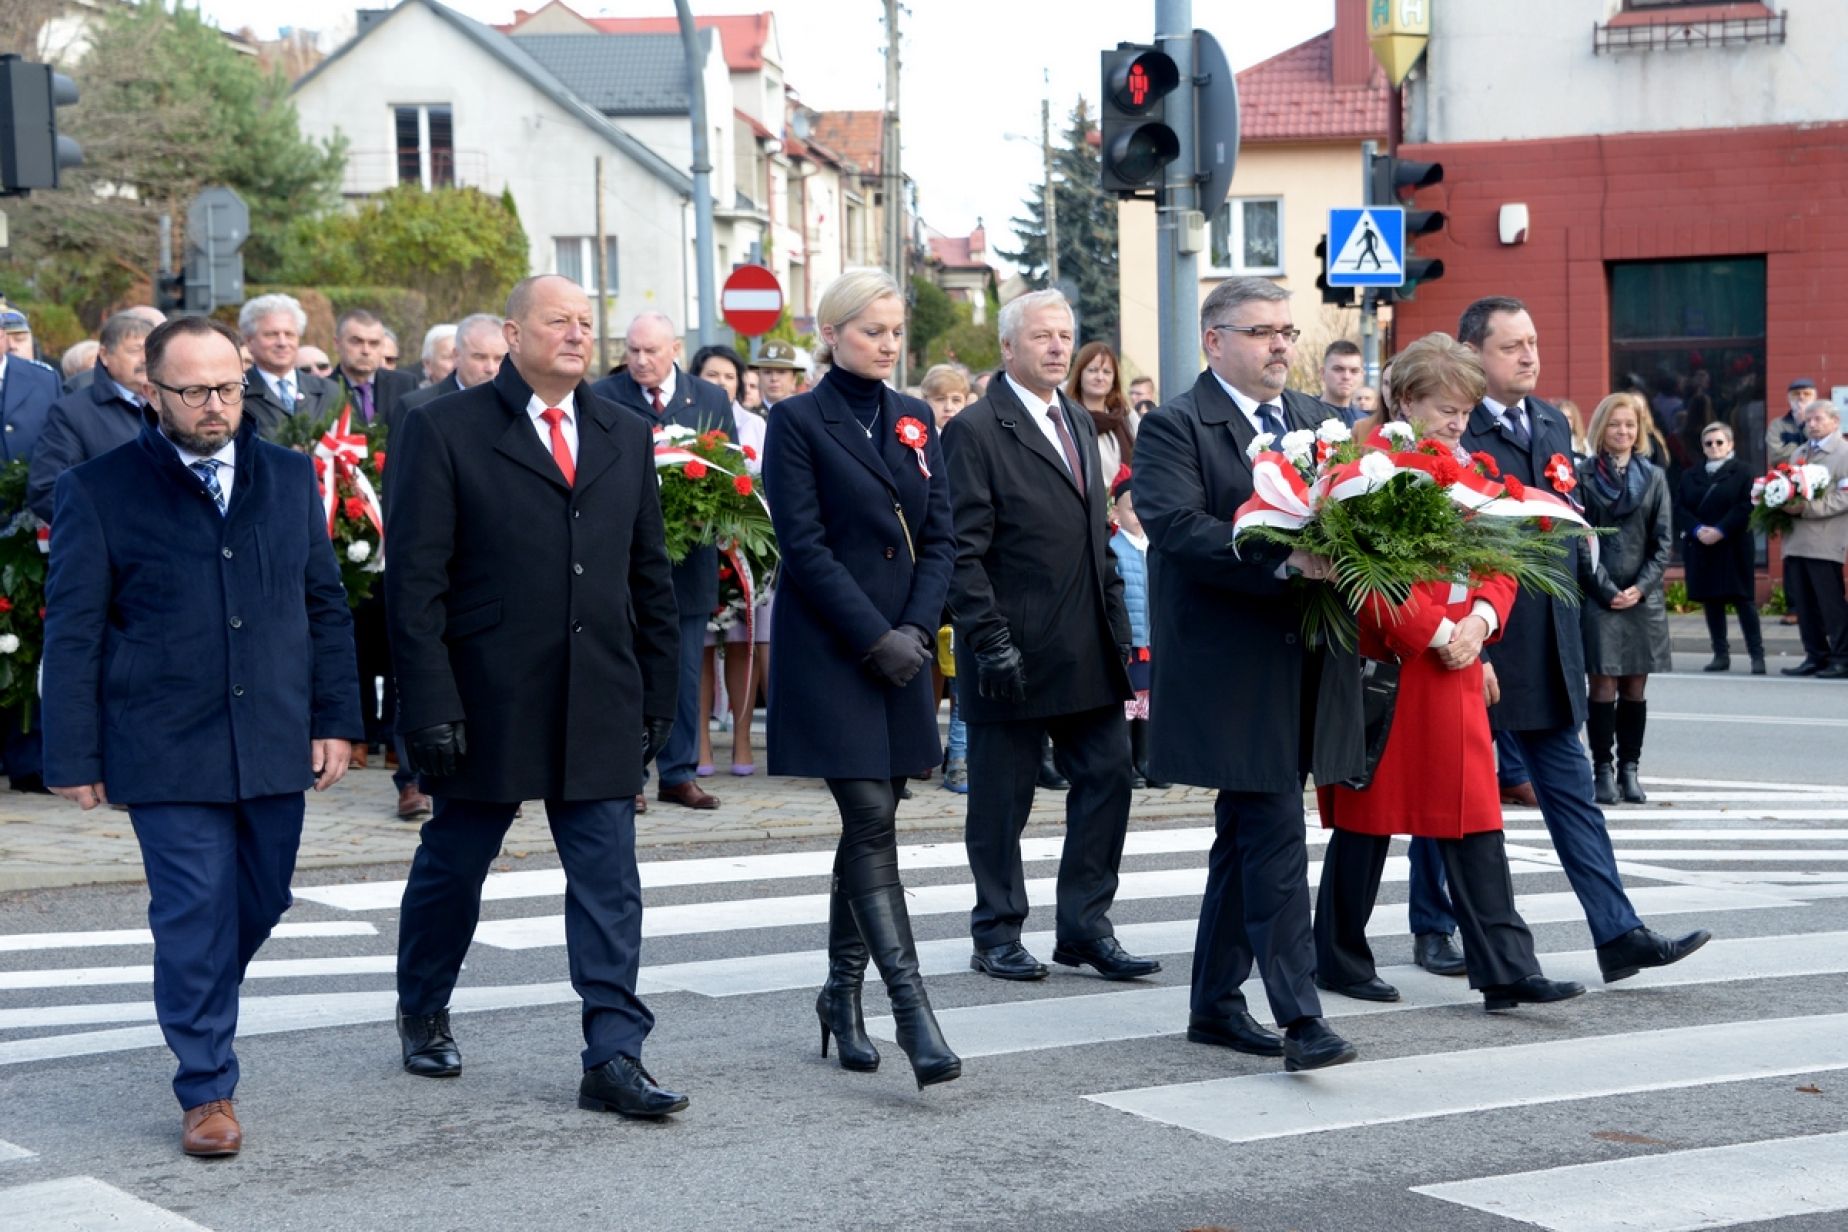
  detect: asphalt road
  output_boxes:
[2,666,1846,1232]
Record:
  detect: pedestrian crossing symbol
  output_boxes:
[1327,206,1406,287]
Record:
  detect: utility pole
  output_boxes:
[675,1,716,347]
[882,0,906,387]
[1041,72,1059,286]
[594,156,609,375]
[1154,0,1198,403]
[1358,138,1379,384]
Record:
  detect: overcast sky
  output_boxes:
[193,0,1334,260]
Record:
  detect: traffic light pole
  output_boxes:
[1359,139,1380,386]
[1154,0,1196,403]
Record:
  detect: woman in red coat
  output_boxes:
[1311,333,1585,1012]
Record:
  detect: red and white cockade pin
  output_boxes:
[1544,452,1577,494]
[895,416,930,477]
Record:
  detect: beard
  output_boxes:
[159,406,235,455]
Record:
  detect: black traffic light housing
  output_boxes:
[1314,234,1355,307]
[0,54,82,196]
[1100,43,1181,196]
[1366,150,1446,300]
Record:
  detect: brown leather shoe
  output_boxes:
[658,780,719,810]
[1499,782,1539,808]
[182,1099,241,1157]
[385,746,400,769]
[350,742,369,769]
[397,784,432,819]
[635,794,647,814]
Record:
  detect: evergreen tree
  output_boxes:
[997,98,1119,348]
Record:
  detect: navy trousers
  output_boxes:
[964,703,1132,948]
[397,795,651,1070]
[130,793,304,1107]
[1191,788,1321,1029]
[1513,724,1643,946]
[656,612,706,789]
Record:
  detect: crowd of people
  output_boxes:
[20,263,1848,1159]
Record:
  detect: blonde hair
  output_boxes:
[920,363,970,399]
[1389,332,1486,410]
[1587,392,1667,458]
[813,267,903,365]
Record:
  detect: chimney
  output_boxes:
[970,222,985,258]
[1332,0,1374,88]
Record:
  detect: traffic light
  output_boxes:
[0,54,82,196]
[1366,151,1445,300]
[1099,43,1180,195]
[155,271,185,314]
[1314,235,1355,307]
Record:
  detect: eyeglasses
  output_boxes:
[1701,437,1730,448]
[151,380,247,408]
[1209,324,1302,343]
[308,362,333,373]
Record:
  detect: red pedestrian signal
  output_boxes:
[1128,63,1150,108]
[1101,44,1181,194]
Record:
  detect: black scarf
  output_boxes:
[1588,451,1653,520]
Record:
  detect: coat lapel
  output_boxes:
[813,377,898,496]
[1193,370,1256,479]
[990,377,1085,505]
[570,383,623,492]
[490,365,571,491]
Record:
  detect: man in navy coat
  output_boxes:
[0,313,64,791]
[1459,295,1709,983]
[591,311,730,811]
[42,316,363,1157]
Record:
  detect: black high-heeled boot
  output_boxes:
[1587,700,1619,805]
[816,877,879,1072]
[849,885,962,1089]
[1131,718,1171,788]
[1615,699,1648,803]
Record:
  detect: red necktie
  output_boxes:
[650,388,665,416]
[540,407,575,487]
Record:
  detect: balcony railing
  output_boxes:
[340,148,492,195]
[1594,9,1787,53]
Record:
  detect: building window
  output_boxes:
[393,104,454,189]
[554,237,620,294]
[1208,198,1283,276]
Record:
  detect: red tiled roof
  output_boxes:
[1236,30,1390,144]
[810,111,883,174]
[500,6,773,72]
[927,226,989,271]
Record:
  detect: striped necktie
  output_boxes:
[191,460,227,515]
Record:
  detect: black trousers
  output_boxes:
[352,592,395,746]
[826,777,906,899]
[1314,828,1538,991]
[964,704,1131,948]
[1702,597,1763,657]
[1784,556,1848,666]
[1191,788,1320,1028]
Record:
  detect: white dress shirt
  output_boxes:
[167,434,239,505]
[526,390,579,464]
[1209,370,1288,437]
[1482,393,1529,439]
[1004,372,1078,478]
[256,366,298,408]
[643,365,677,411]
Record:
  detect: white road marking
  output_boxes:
[876,931,1848,1058]
[0,1176,211,1230]
[1638,775,1848,792]
[1515,828,1848,841]
[0,1140,34,1163]
[0,955,398,992]
[1653,711,1848,729]
[1412,1130,1848,1232]
[0,921,376,954]
[1085,1013,1848,1144]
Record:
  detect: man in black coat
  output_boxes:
[1459,295,1708,983]
[399,313,509,417]
[591,311,730,811]
[238,294,341,440]
[1133,277,1363,1072]
[27,311,156,522]
[945,289,1158,983]
[386,274,686,1118]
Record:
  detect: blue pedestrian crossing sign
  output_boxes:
[1326,207,1405,287]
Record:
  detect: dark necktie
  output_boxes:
[191,460,227,515]
[1256,403,1286,439]
[1047,404,1086,498]
[650,388,665,417]
[1502,403,1531,449]
[356,380,375,423]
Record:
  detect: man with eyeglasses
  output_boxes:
[1132,276,1364,1072]
[299,345,335,378]
[42,315,362,1157]
[28,311,158,523]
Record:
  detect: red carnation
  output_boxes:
[38,607,46,621]
[742,445,758,461]
[1538,516,1555,532]
[1503,475,1527,501]
[1418,440,1444,456]
[343,496,368,521]
[373,451,387,471]
[313,456,327,477]
[733,474,754,497]
[1471,451,1500,477]
[0,597,12,613]
[684,460,709,480]
[718,564,733,580]
[1431,455,1461,485]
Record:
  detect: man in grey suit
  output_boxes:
[1782,402,1848,677]
[239,294,340,439]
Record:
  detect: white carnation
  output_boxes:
[1315,418,1352,444]
[346,540,373,563]
[1279,429,1317,463]
[1358,452,1398,485]
[1762,476,1793,508]
[1246,431,1276,459]
[1380,421,1415,446]
[1799,463,1831,499]
[0,634,19,655]
[659,424,698,442]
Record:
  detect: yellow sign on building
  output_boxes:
[1369,0,1431,87]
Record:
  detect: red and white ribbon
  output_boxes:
[314,406,384,550]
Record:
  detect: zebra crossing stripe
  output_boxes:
[0,1141,34,1163]
[0,921,376,954]
[0,1176,211,1231]
[1085,1013,1848,1145]
[1411,1130,1848,1231]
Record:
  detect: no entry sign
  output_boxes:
[721,264,784,337]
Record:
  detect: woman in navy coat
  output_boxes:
[764,268,960,1088]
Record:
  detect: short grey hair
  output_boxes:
[421,322,457,360]
[99,310,155,352]
[1199,277,1288,333]
[998,289,1073,346]
[238,293,307,338]
[626,309,678,338]
[1809,401,1841,426]
[456,313,504,348]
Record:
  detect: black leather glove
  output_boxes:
[641,716,673,768]
[1117,642,1134,666]
[405,721,467,779]
[865,627,930,687]
[974,642,1028,703]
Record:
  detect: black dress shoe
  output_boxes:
[1052,935,1162,980]
[396,1004,461,1077]
[1186,1012,1284,1057]
[1596,925,1712,983]
[1283,1018,1357,1072]
[1413,932,1468,976]
[1821,664,1848,680]
[1783,659,1824,677]
[1702,653,1730,672]
[1482,974,1586,1011]
[1314,974,1400,1003]
[578,1054,689,1118]
[1036,758,1069,790]
[8,773,49,794]
[970,941,1048,981]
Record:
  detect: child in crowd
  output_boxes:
[1109,469,1165,788]
[921,364,972,792]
